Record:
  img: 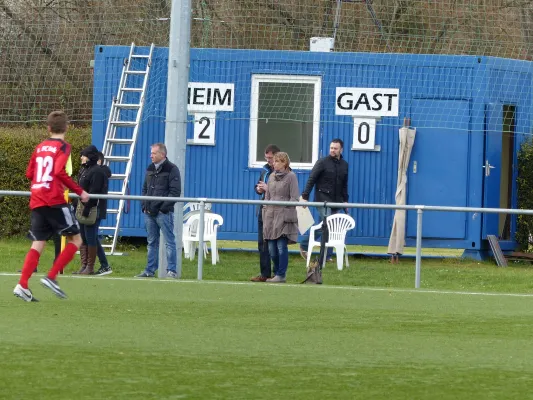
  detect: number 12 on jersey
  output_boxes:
[192,113,216,145]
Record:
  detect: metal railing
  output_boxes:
[3,189,533,288]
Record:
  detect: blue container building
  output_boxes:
[92,46,533,256]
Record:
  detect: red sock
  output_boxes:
[48,242,78,280]
[19,249,40,289]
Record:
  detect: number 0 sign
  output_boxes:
[352,118,376,150]
[193,113,216,145]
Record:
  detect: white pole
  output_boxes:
[161,0,192,278]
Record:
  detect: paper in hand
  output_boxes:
[296,197,314,234]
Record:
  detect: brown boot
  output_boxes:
[81,246,97,275]
[73,244,88,274]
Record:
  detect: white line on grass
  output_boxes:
[1,272,533,298]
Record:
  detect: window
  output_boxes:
[249,74,321,169]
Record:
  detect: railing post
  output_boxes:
[197,200,206,280]
[415,207,423,289]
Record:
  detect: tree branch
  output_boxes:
[0,0,78,86]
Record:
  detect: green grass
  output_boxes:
[3,237,533,398]
[2,276,533,399]
[0,236,532,292]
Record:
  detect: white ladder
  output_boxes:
[100,42,154,255]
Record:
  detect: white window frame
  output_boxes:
[248,74,321,169]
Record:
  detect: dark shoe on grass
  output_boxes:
[250,275,268,282]
[40,277,67,299]
[96,266,112,276]
[135,271,155,278]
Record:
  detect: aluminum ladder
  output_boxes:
[100,42,154,255]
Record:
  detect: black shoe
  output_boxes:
[135,271,155,278]
[96,266,113,276]
[40,277,67,299]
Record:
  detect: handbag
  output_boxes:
[301,214,328,285]
[76,202,98,225]
[301,258,323,284]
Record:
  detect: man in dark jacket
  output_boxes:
[300,138,349,260]
[250,144,280,282]
[136,143,181,279]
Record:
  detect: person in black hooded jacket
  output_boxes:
[93,151,112,275]
[73,145,109,275]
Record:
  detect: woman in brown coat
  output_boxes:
[262,152,300,283]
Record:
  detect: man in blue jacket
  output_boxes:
[136,143,181,278]
[300,138,349,261]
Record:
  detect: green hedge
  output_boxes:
[516,137,533,251]
[0,127,91,238]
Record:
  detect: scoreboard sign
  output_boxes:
[352,118,376,150]
[335,88,399,117]
[187,82,234,146]
[336,87,399,151]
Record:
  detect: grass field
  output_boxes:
[2,275,533,399]
[2,237,533,399]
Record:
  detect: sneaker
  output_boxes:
[96,266,113,276]
[326,257,334,263]
[250,275,268,282]
[13,284,38,302]
[299,248,308,260]
[40,277,67,299]
[166,270,177,279]
[266,275,286,283]
[135,271,155,278]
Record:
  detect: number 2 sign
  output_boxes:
[192,113,216,145]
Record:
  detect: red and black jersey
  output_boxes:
[26,138,83,209]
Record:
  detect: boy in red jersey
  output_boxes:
[13,111,89,302]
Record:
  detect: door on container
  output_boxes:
[407,99,470,239]
[482,104,515,239]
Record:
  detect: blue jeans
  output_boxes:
[300,206,337,259]
[144,211,177,274]
[97,238,109,268]
[80,218,102,247]
[81,219,109,268]
[258,212,274,278]
[267,236,289,278]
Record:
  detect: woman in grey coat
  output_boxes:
[262,152,300,283]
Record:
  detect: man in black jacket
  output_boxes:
[300,138,349,261]
[136,143,181,278]
[250,144,280,282]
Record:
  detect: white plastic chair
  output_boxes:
[182,213,223,265]
[306,214,355,271]
[183,202,212,221]
[183,202,212,258]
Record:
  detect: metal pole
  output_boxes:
[415,208,423,289]
[197,201,206,280]
[163,0,192,278]
[333,0,342,46]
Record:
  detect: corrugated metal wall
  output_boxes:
[93,48,533,249]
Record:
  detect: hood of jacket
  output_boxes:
[80,145,99,163]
